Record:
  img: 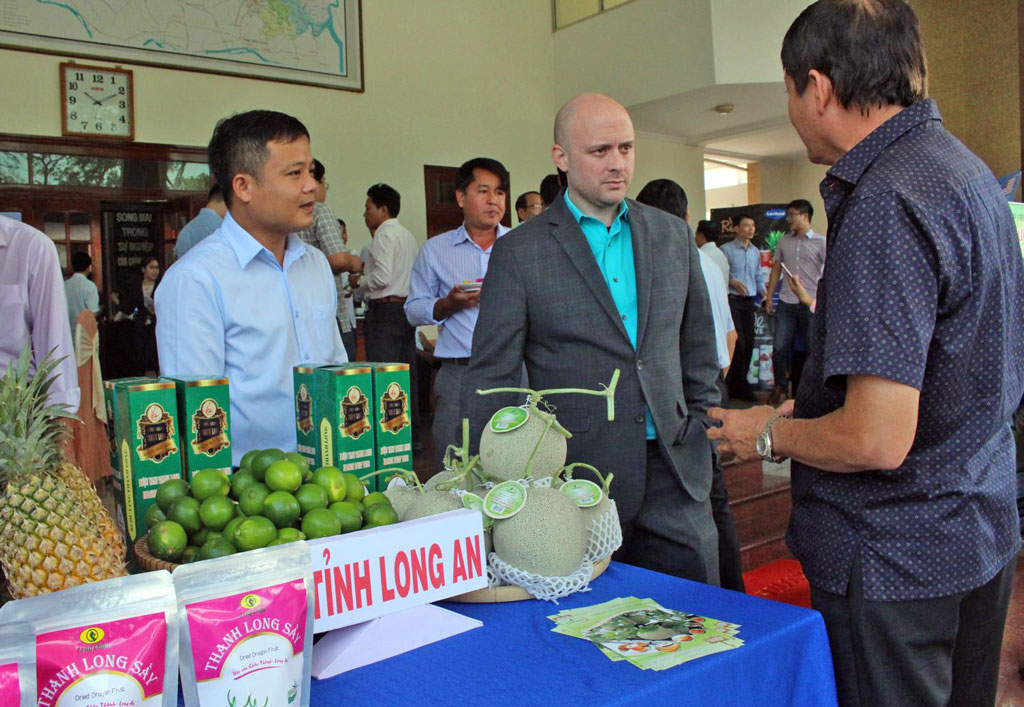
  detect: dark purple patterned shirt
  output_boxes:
[789,99,1024,601]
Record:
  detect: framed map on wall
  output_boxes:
[0,0,363,91]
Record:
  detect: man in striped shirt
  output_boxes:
[406,157,511,472]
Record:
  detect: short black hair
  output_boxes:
[515,191,541,211]
[786,198,814,220]
[735,213,756,226]
[539,174,562,206]
[635,179,688,219]
[71,251,92,273]
[312,159,326,183]
[696,220,720,245]
[455,157,509,194]
[208,110,310,207]
[207,183,223,201]
[367,183,401,218]
[337,218,346,229]
[781,0,927,112]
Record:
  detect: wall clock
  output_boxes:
[60,61,134,140]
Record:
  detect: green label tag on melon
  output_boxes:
[488,406,529,434]
[483,481,527,519]
[560,479,603,507]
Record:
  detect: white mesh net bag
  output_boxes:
[489,552,594,602]
[585,499,622,562]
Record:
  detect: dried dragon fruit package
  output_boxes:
[173,543,314,707]
[0,571,179,707]
[0,621,35,707]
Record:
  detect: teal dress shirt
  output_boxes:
[564,192,655,439]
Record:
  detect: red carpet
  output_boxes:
[743,559,812,608]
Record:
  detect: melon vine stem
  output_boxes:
[475,368,620,422]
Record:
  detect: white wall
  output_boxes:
[631,133,707,223]
[710,0,810,85]
[705,184,749,216]
[0,0,559,252]
[552,0,715,106]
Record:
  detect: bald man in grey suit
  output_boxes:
[462,94,722,583]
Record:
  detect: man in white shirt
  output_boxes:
[696,220,730,289]
[361,183,419,364]
[156,110,345,461]
[65,251,100,336]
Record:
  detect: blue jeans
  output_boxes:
[772,300,813,391]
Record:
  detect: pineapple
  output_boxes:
[0,345,126,598]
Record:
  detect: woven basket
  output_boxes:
[448,555,611,603]
[134,534,180,573]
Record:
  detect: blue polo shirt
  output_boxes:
[564,192,655,440]
[789,99,1024,601]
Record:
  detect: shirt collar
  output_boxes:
[222,210,307,269]
[563,190,629,227]
[828,99,942,186]
[453,222,512,246]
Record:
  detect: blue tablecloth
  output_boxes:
[313,562,837,706]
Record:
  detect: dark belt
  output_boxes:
[369,295,406,304]
[436,357,470,366]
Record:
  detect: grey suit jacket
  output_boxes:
[461,195,721,522]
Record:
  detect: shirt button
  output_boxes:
[621,314,627,321]
[613,277,619,283]
[634,414,645,424]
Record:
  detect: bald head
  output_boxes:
[551,93,635,223]
[553,93,630,149]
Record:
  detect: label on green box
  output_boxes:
[316,365,375,478]
[294,364,324,467]
[113,378,183,546]
[169,376,232,481]
[368,362,413,492]
[103,376,149,473]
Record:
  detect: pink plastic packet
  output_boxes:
[0,571,178,707]
[173,543,314,707]
[0,621,35,707]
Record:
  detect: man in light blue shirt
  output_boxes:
[406,157,510,471]
[156,111,345,464]
[174,184,226,259]
[64,251,99,336]
[720,214,766,401]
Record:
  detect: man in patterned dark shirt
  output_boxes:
[708,1,1024,705]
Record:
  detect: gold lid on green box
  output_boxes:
[182,378,229,387]
[127,381,176,393]
[375,363,410,372]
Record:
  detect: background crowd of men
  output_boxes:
[4,2,1022,705]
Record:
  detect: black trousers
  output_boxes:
[725,295,756,398]
[613,441,719,585]
[812,550,1017,707]
[364,300,418,431]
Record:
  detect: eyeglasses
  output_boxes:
[524,203,544,211]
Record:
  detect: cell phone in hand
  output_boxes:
[779,261,795,279]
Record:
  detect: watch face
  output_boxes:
[755,433,768,458]
[62,64,132,138]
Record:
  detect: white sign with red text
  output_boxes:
[307,508,488,632]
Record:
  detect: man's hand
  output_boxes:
[433,285,481,320]
[707,404,779,463]
[729,279,748,296]
[764,298,774,315]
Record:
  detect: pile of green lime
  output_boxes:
[146,449,398,564]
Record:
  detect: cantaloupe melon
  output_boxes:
[479,408,568,482]
[492,486,587,577]
[404,490,464,521]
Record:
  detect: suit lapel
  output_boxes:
[630,203,653,351]
[548,199,632,346]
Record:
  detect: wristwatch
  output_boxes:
[756,415,787,463]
